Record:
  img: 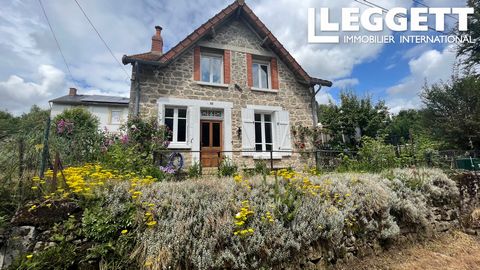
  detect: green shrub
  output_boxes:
[51,107,102,165]
[11,242,78,270]
[99,117,170,178]
[217,157,238,177]
[187,160,202,179]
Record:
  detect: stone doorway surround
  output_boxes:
[157,97,233,165]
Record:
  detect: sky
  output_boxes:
[0,0,469,115]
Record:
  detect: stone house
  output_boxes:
[122,0,331,168]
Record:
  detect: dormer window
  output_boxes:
[252,61,270,89]
[200,53,223,84]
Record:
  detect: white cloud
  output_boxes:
[333,78,359,89]
[251,0,413,80]
[0,65,66,115]
[386,45,457,113]
[0,0,468,114]
[316,90,336,105]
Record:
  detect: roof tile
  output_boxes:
[124,1,330,86]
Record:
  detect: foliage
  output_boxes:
[187,160,202,179]
[51,107,102,165]
[386,109,426,145]
[318,91,390,149]
[0,106,50,225]
[421,75,480,149]
[217,157,238,177]
[100,117,170,179]
[456,0,480,71]
[13,159,460,269]
[337,136,397,172]
[357,136,397,171]
[11,242,78,270]
[130,168,457,269]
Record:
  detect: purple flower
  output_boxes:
[56,119,73,134]
[159,165,175,174]
[120,134,129,144]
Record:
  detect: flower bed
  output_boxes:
[8,167,459,269]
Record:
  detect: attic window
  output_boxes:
[252,61,270,89]
[200,53,223,84]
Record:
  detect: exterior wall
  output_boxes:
[133,18,316,168]
[51,103,129,132]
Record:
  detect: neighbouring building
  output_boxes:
[50,88,129,132]
[122,0,332,168]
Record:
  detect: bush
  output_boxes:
[99,117,170,178]
[51,107,102,165]
[129,167,458,269]
[217,157,238,177]
[13,164,459,269]
[187,160,202,179]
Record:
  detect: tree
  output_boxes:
[386,109,426,145]
[421,75,480,149]
[318,91,390,148]
[457,0,480,71]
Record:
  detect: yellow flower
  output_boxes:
[146,220,157,227]
[26,254,33,259]
[31,186,38,190]
[121,229,128,234]
[145,261,153,266]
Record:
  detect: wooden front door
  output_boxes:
[200,121,223,167]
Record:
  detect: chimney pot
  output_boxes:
[69,87,77,96]
[152,25,163,54]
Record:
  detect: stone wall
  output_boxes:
[131,18,316,168]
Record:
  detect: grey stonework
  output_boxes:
[130,18,316,168]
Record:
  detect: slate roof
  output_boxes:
[123,0,332,87]
[50,94,129,106]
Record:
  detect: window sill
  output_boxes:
[252,153,283,160]
[167,142,191,149]
[195,81,229,88]
[250,87,278,93]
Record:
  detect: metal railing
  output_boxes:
[154,148,480,172]
[154,149,356,171]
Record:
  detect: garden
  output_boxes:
[0,103,477,270]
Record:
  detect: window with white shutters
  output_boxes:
[241,106,291,158]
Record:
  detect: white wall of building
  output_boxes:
[50,104,129,132]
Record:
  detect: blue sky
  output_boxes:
[0,0,468,114]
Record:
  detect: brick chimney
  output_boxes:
[151,26,163,54]
[69,87,77,96]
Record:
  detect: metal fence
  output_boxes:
[154,148,480,172]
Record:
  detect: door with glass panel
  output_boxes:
[200,121,223,167]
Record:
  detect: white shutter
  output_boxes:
[241,108,255,156]
[275,110,292,155]
[158,104,165,125]
[188,106,200,148]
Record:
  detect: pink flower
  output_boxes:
[120,134,129,144]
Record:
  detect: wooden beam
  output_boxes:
[236,6,242,18]
[207,26,216,39]
[261,36,269,47]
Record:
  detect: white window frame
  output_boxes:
[110,109,123,125]
[252,60,271,90]
[254,113,274,152]
[164,107,188,144]
[200,52,223,84]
